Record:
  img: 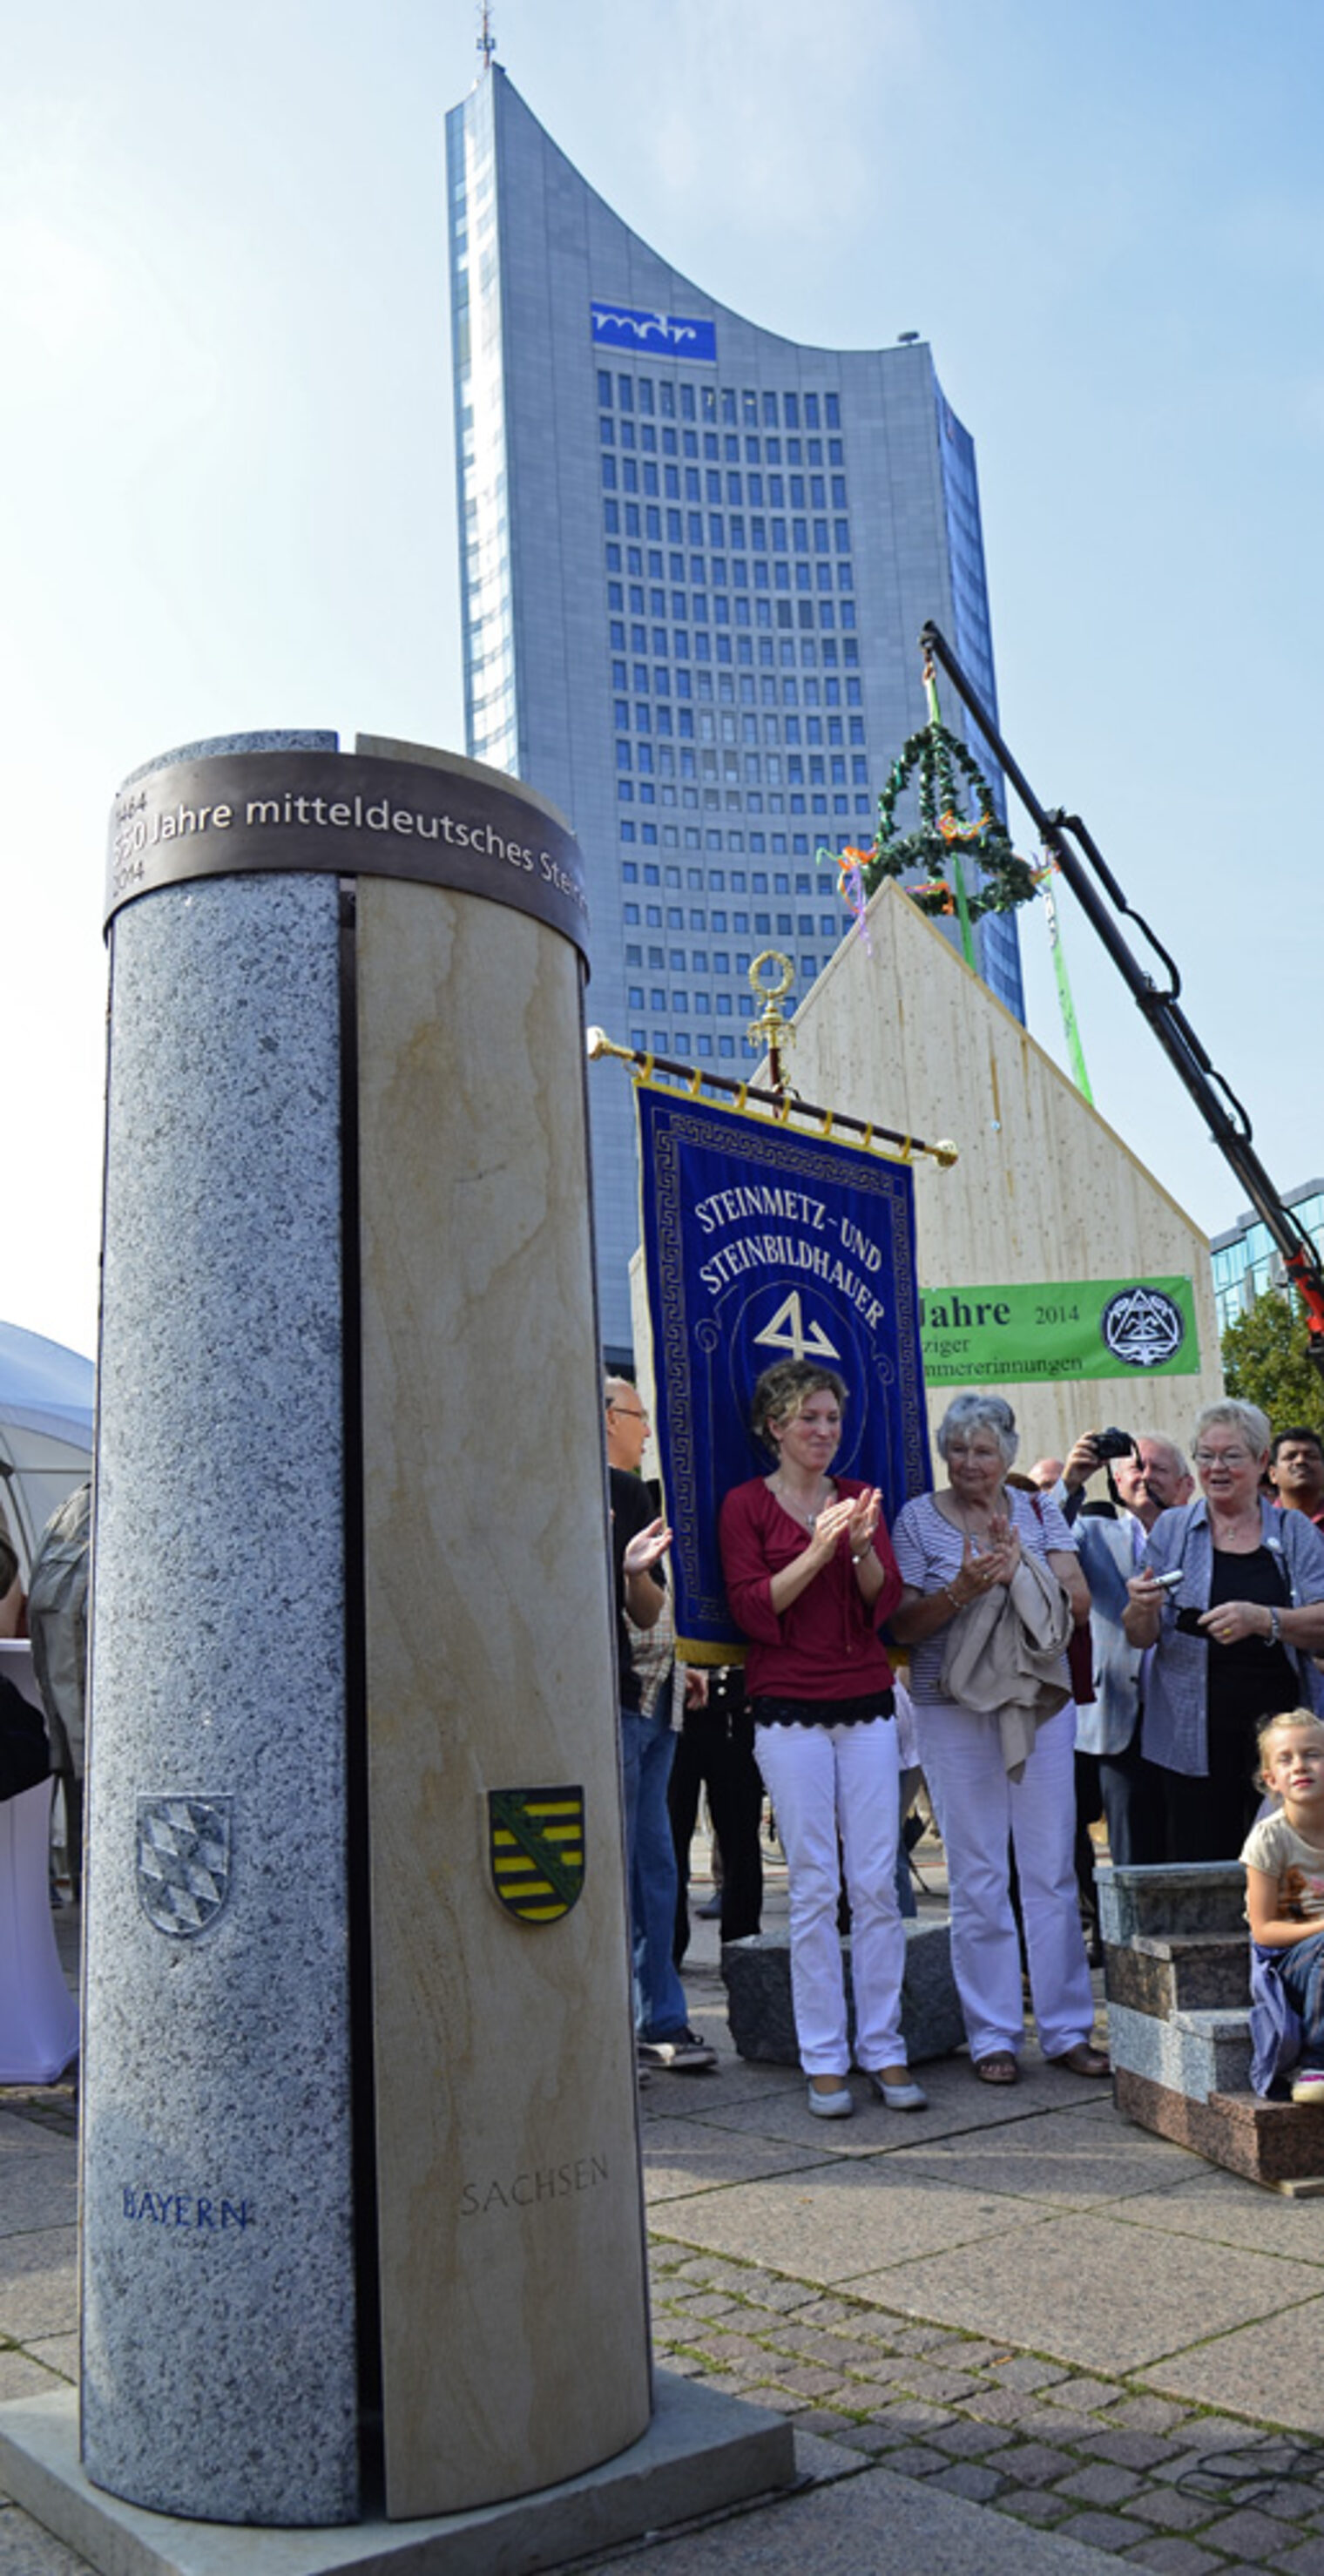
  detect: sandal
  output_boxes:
[973,2052,1018,2085]
[1048,2041,1111,2078]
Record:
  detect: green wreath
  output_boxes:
[861,720,1037,920]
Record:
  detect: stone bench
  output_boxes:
[1100,1862,1324,2191]
[721,1919,964,2067]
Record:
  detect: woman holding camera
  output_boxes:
[1124,1400,1324,1861]
[889,1392,1104,2085]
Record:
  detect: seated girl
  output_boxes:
[1242,1709,1324,2104]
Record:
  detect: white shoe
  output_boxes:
[807,2079,854,2120]
[868,2072,928,2112]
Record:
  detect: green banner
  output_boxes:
[920,1276,1199,1384]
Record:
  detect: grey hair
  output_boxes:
[1192,1399,1271,1464]
[1136,1430,1192,1480]
[936,1392,1019,1468]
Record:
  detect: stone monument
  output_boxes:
[82,732,652,2525]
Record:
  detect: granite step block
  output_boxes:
[1107,1999,1253,2102]
[1097,1862,1246,1948]
[1104,1933,1250,2020]
[722,1921,964,2068]
[1115,2065,1324,2188]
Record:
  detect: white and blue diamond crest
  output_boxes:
[136,1795,233,1938]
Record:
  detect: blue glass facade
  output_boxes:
[446,66,1023,1357]
[1211,1181,1324,1338]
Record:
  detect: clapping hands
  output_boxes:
[969,1512,1021,1591]
[623,1514,672,1578]
[809,1486,881,1562]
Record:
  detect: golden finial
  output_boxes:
[746,950,795,1093]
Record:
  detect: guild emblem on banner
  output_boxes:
[1100,1285,1186,1370]
[136,1795,233,1938]
[753,1291,843,1366]
[488,1788,585,1924]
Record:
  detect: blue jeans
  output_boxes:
[1278,1929,1324,2070]
[620,1708,688,2042]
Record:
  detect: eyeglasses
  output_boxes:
[1194,1449,1250,1469]
[608,1404,649,1424]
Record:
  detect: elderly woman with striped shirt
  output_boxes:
[890,1392,1106,2086]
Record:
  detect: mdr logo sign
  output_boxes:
[590,302,717,362]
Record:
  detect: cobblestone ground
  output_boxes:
[650,2242,1324,2576]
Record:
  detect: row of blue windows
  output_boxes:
[602,498,858,569]
[603,460,851,550]
[605,544,855,597]
[608,578,851,625]
[618,823,855,858]
[613,663,861,707]
[606,593,852,646]
[631,991,738,1015]
[609,621,857,673]
[599,450,847,516]
[627,977,818,1011]
[606,568,854,612]
[617,742,867,786]
[618,781,870,820]
[598,375,841,433]
[605,602,849,659]
[625,939,780,965]
[625,956,828,984]
[614,706,865,745]
[609,610,856,660]
[602,421,844,473]
[614,683,862,720]
[621,905,840,939]
[613,734,863,774]
[620,862,818,892]
[618,749,866,788]
[619,960,834,990]
[634,1031,751,1061]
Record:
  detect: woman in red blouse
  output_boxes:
[719,1359,923,2120]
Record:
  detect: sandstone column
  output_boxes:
[83,732,650,2525]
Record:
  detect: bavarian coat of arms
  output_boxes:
[136,1795,233,1937]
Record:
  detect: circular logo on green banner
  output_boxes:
[1099,1286,1186,1370]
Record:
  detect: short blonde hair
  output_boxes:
[1256,1707,1324,1782]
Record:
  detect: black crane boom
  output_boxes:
[918,619,1324,1376]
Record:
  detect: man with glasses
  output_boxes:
[605,1379,717,2074]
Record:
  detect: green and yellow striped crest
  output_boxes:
[487,1788,585,1925]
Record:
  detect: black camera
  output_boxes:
[1093,1427,1136,1464]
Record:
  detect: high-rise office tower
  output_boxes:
[446,61,1021,1360]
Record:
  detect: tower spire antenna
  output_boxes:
[477,2,496,72]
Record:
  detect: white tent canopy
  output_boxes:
[0,1322,94,1578]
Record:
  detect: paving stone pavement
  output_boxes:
[6,1868,1324,2573]
[626,1880,1324,2576]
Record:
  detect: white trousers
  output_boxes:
[754,1717,906,2077]
[917,1698,1095,2063]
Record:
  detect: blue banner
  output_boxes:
[636,1084,931,1660]
[591,302,718,363]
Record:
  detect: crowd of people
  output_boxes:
[609,1372,1324,2113]
[10,1369,1324,2116]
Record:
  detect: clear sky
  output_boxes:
[6,0,1322,1361]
